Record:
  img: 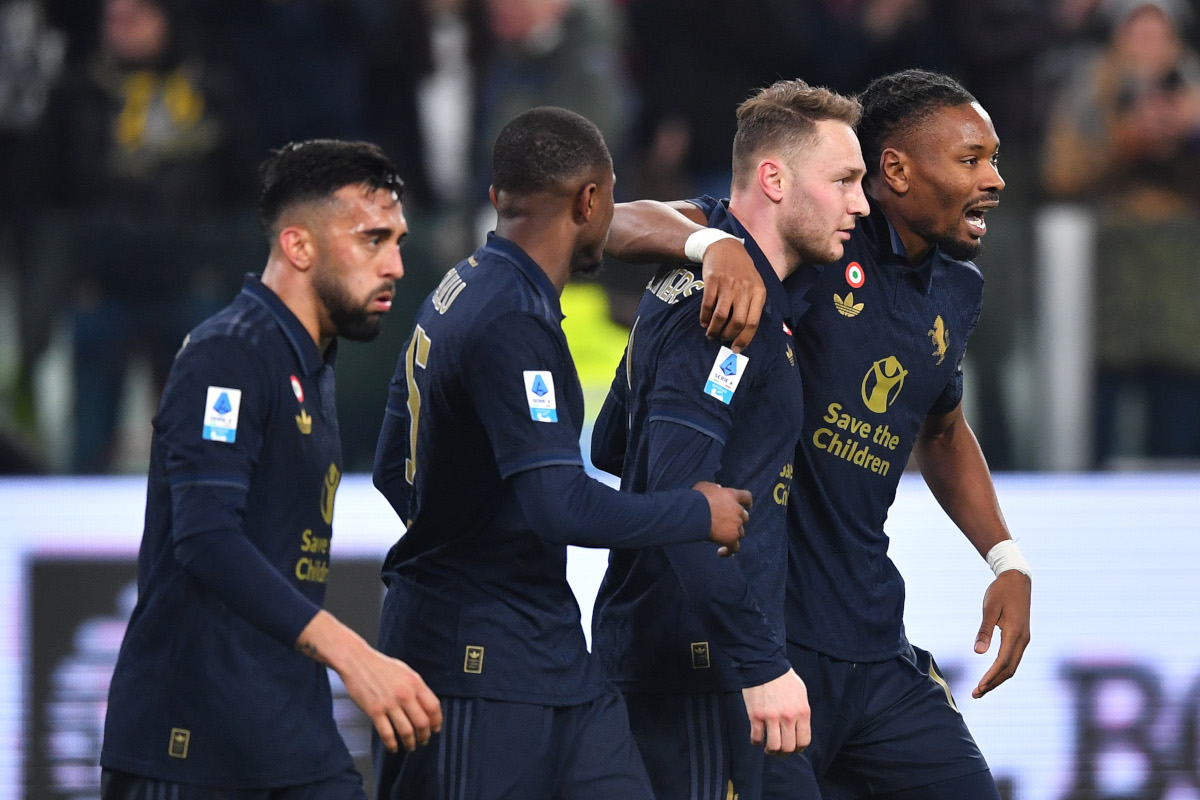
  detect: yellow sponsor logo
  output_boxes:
[833,291,864,317]
[295,557,329,583]
[295,408,312,435]
[691,642,711,669]
[295,528,331,583]
[301,529,330,554]
[320,463,340,525]
[786,343,795,367]
[812,402,900,476]
[861,356,907,413]
[928,315,949,365]
[774,462,793,505]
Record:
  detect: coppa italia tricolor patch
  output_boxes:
[846,262,865,289]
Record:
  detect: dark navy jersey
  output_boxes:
[591,199,805,692]
[690,195,984,663]
[102,275,353,787]
[373,234,709,706]
[783,197,983,661]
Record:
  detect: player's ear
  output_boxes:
[278,225,316,271]
[489,185,499,210]
[757,159,785,203]
[573,181,598,224]
[879,148,908,194]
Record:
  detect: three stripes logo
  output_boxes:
[833,292,864,318]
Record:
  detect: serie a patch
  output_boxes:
[523,370,557,422]
[202,386,242,443]
[703,347,748,404]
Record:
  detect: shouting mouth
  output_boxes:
[964,198,999,238]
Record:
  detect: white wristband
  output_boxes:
[985,540,1031,579]
[684,228,743,263]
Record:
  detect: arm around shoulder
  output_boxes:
[606,199,709,263]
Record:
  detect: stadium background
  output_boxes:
[3,0,1200,797]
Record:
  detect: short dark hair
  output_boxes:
[491,107,611,195]
[256,139,404,232]
[732,79,862,188]
[857,70,977,177]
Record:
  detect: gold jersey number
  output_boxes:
[405,325,432,484]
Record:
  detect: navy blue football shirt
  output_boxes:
[590,199,806,693]
[102,275,354,787]
[373,233,714,705]
[775,196,985,662]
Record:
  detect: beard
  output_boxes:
[781,214,840,266]
[933,233,983,262]
[313,268,388,342]
[569,245,606,279]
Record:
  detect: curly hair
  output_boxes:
[857,70,977,178]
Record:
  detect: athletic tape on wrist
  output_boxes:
[985,539,1031,579]
[684,228,743,263]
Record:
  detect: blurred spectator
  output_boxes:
[31,0,253,472]
[1042,0,1200,465]
[622,0,808,203]
[472,0,633,205]
[466,0,640,400]
[938,0,1059,469]
[41,0,101,64]
[197,0,391,150]
[797,0,952,96]
[0,0,62,456]
[333,0,488,472]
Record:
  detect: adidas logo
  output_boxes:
[834,292,864,317]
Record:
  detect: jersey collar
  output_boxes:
[708,200,798,326]
[241,274,334,376]
[483,232,564,321]
[865,197,936,294]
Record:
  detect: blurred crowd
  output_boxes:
[1,0,1199,474]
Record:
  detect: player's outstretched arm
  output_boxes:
[511,465,749,553]
[607,199,765,352]
[605,199,708,263]
[742,668,811,755]
[914,402,1031,699]
[296,610,442,753]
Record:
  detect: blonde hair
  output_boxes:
[732,79,862,189]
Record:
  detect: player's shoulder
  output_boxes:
[639,261,707,317]
[170,300,279,389]
[193,290,280,347]
[934,252,985,299]
[946,255,984,284]
[435,249,560,326]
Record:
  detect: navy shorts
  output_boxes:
[623,690,793,800]
[762,644,998,800]
[100,766,365,800]
[372,690,654,800]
